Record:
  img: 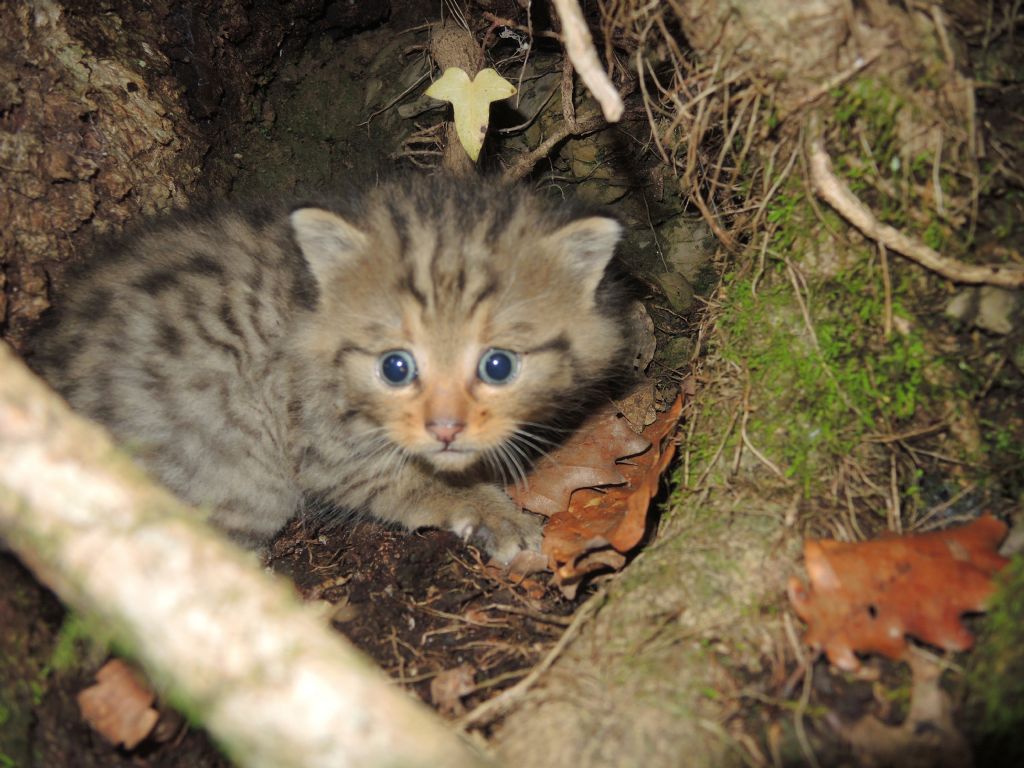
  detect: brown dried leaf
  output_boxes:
[613,379,657,432]
[626,301,657,373]
[553,548,628,600]
[430,663,476,717]
[77,659,159,750]
[788,515,1009,670]
[543,394,682,588]
[507,403,651,517]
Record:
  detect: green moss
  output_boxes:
[965,555,1024,765]
[709,167,941,492]
[49,612,110,672]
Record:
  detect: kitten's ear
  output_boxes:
[290,207,368,285]
[545,216,622,297]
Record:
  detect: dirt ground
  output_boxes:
[1,516,583,766]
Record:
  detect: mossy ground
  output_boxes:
[651,61,1024,764]
[965,555,1024,765]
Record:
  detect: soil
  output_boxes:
[1,517,577,766]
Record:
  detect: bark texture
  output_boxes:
[0,0,202,348]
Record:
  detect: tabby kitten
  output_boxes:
[31,176,630,563]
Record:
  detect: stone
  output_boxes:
[945,286,1022,335]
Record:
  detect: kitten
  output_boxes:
[30,176,630,563]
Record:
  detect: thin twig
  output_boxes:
[809,139,1024,287]
[888,451,902,534]
[550,0,624,121]
[561,55,578,131]
[691,184,739,253]
[740,379,787,481]
[502,114,606,182]
[750,141,801,233]
[879,243,893,339]
[457,587,608,729]
[358,68,431,128]
[480,603,573,626]
[781,52,879,116]
[782,613,821,768]
[693,407,742,490]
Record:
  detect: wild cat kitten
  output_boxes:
[31,176,630,563]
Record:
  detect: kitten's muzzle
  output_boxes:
[427,419,465,446]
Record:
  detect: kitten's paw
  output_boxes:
[447,487,544,566]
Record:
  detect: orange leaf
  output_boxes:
[77,659,159,750]
[507,404,651,517]
[788,515,1009,670]
[535,392,684,595]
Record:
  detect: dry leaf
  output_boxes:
[554,549,627,600]
[838,652,971,768]
[507,405,651,517]
[627,301,657,373]
[788,515,1009,670]
[430,663,476,716]
[613,379,657,432]
[77,659,159,750]
[424,67,515,161]
[542,394,683,594]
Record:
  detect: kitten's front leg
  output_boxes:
[440,483,545,565]
[366,464,544,565]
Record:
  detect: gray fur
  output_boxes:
[31,177,630,562]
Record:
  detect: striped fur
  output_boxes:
[31,176,630,562]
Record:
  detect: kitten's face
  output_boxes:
[290,182,627,475]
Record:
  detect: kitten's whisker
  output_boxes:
[504,436,536,470]
[494,441,528,490]
[516,420,574,438]
[508,430,555,462]
[481,449,511,488]
[375,444,407,480]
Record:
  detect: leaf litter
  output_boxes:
[77,659,161,750]
[788,514,1010,670]
[509,389,685,597]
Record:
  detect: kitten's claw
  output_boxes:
[446,489,544,566]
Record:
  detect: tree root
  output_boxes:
[551,0,623,122]
[501,114,606,183]
[809,139,1024,288]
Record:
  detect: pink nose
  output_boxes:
[427,420,465,446]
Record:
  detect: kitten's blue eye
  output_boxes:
[478,348,519,385]
[379,350,417,386]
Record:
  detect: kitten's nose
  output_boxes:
[427,420,465,446]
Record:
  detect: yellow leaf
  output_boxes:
[424,67,516,162]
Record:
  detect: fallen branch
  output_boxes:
[550,0,623,122]
[502,114,606,183]
[809,139,1024,288]
[0,342,490,768]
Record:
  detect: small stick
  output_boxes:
[550,0,623,122]
[690,185,739,253]
[879,243,893,339]
[457,587,608,729]
[809,139,1024,288]
[501,114,606,183]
